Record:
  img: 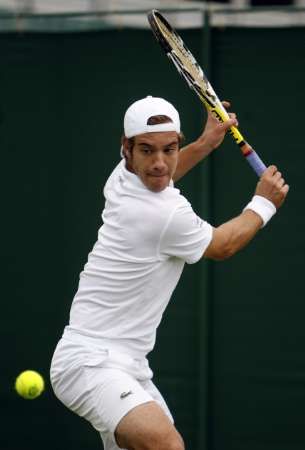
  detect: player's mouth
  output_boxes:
[147,172,169,178]
[145,173,170,192]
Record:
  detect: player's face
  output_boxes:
[125,132,180,193]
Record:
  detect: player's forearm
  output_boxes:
[204,210,263,261]
[173,139,211,182]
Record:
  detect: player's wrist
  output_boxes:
[243,195,276,227]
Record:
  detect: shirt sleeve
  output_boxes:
[159,200,213,264]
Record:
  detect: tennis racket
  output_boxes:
[147,9,266,177]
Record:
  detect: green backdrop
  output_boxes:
[1,25,304,450]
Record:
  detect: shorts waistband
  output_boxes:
[62,327,147,360]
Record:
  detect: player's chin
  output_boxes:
[146,175,170,193]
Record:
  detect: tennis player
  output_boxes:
[50,96,288,450]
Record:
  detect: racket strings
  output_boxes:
[156,19,201,76]
[153,13,220,109]
[150,11,257,161]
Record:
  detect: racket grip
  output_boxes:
[245,150,267,177]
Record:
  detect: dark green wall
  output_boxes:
[1,26,304,450]
[0,29,206,450]
[209,27,305,450]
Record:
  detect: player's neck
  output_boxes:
[125,159,135,174]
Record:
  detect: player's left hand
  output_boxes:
[195,101,238,155]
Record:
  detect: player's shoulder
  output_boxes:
[104,160,191,222]
[161,183,192,210]
[143,184,189,215]
[120,184,190,240]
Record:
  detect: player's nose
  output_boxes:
[151,152,167,172]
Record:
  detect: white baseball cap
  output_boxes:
[123,96,180,138]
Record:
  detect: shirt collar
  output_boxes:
[119,159,147,190]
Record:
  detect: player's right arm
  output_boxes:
[203,166,289,261]
[174,103,236,182]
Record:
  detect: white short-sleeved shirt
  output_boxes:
[67,159,213,356]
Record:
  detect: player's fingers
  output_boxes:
[222,100,231,109]
[228,112,238,127]
[222,117,237,131]
[281,184,290,196]
[272,171,282,182]
[277,177,285,189]
[264,165,278,176]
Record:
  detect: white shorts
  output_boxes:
[50,332,173,450]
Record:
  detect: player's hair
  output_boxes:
[121,114,184,159]
[146,114,173,125]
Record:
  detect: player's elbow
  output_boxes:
[207,243,235,261]
[203,228,237,261]
[220,246,236,260]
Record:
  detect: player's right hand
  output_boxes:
[195,100,238,156]
[255,165,289,209]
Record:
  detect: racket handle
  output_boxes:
[244,150,267,177]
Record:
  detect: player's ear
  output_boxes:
[178,132,185,147]
[122,136,133,159]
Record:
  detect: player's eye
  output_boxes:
[141,147,152,154]
[164,147,176,154]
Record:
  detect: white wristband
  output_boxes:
[243,195,276,227]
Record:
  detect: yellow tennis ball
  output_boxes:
[15,370,45,399]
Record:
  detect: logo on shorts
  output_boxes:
[120,390,133,399]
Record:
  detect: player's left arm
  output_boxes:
[173,102,237,182]
[204,166,289,260]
